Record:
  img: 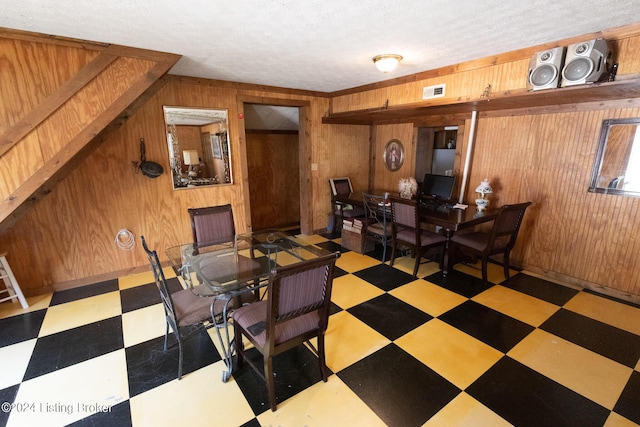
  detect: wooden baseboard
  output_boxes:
[521,264,640,305]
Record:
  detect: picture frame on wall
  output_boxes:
[383,139,404,171]
[211,134,222,159]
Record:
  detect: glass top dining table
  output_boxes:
[165,229,334,381]
[166,229,332,296]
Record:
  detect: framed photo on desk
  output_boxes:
[383,139,404,171]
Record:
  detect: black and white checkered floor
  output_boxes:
[1,228,640,426]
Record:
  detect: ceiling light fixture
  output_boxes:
[373,54,403,73]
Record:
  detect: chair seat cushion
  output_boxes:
[233,300,321,348]
[451,232,509,253]
[419,230,447,247]
[451,231,488,252]
[396,229,446,247]
[367,222,393,237]
[172,289,217,326]
[336,206,365,218]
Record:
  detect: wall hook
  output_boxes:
[481,84,491,101]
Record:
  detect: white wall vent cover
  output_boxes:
[423,84,446,100]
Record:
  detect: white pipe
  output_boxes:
[459,110,477,203]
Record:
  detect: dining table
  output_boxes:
[418,203,498,276]
[333,190,498,276]
[166,229,334,381]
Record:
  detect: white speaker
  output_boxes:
[527,47,566,91]
[561,38,610,87]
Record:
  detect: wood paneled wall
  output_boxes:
[372,124,415,192]
[470,109,640,299]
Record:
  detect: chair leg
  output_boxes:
[164,323,170,351]
[177,334,184,380]
[233,322,244,369]
[265,356,277,411]
[412,251,420,278]
[317,334,328,382]
[481,256,488,285]
[390,242,397,266]
[380,236,386,263]
[503,249,511,279]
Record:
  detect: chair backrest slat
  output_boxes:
[488,202,532,248]
[266,252,340,335]
[188,204,235,246]
[363,192,389,228]
[391,197,418,229]
[141,236,179,326]
[329,177,353,196]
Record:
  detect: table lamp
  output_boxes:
[475,178,493,211]
[183,150,199,179]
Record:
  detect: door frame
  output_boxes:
[236,95,312,234]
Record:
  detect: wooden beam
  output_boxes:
[0,59,177,235]
[0,49,119,157]
[322,78,640,125]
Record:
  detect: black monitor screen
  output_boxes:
[422,174,455,201]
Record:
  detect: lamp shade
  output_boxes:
[183,150,199,165]
[475,178,493,194]
[373,54,402,73]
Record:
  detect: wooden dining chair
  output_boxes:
[328,177,365,232]
[141,235,223,379]
[232,252,340,411]
[188,204,235,247]
[390,197,447,277]
[450,201,532,285]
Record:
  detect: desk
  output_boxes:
[420,205,498,277]
[167,230,333,381]
[334,189,392,208]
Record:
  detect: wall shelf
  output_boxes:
[322,78,640,125]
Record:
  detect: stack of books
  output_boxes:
[342,218,365,234]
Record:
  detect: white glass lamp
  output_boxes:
[474,178,493,211]
[183,150,199,178]
[373,54,402,73]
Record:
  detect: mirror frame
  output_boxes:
[589,117,640,197]
[163,106,232,190]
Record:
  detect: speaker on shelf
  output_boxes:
[527,47,566,91]
[561,38,611,87]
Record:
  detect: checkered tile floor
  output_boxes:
[1,228,640,426]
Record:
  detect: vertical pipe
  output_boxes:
[459,110,477,203]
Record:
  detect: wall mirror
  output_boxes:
[163,106,232,189]
[589,117,640,197]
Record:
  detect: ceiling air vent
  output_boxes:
[422,84,446,100]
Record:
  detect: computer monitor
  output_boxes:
[421,173,456,201]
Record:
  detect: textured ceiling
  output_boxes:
[2,1,640,93]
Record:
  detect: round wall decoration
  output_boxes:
[383,139,404,171]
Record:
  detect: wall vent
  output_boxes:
[422,84,446,100]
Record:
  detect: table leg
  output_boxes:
[442,230,454,277]
[210,296,235,382]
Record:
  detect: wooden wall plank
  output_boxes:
[0,38,100,133]
[468,108,640,301]
[0,51,117,156]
